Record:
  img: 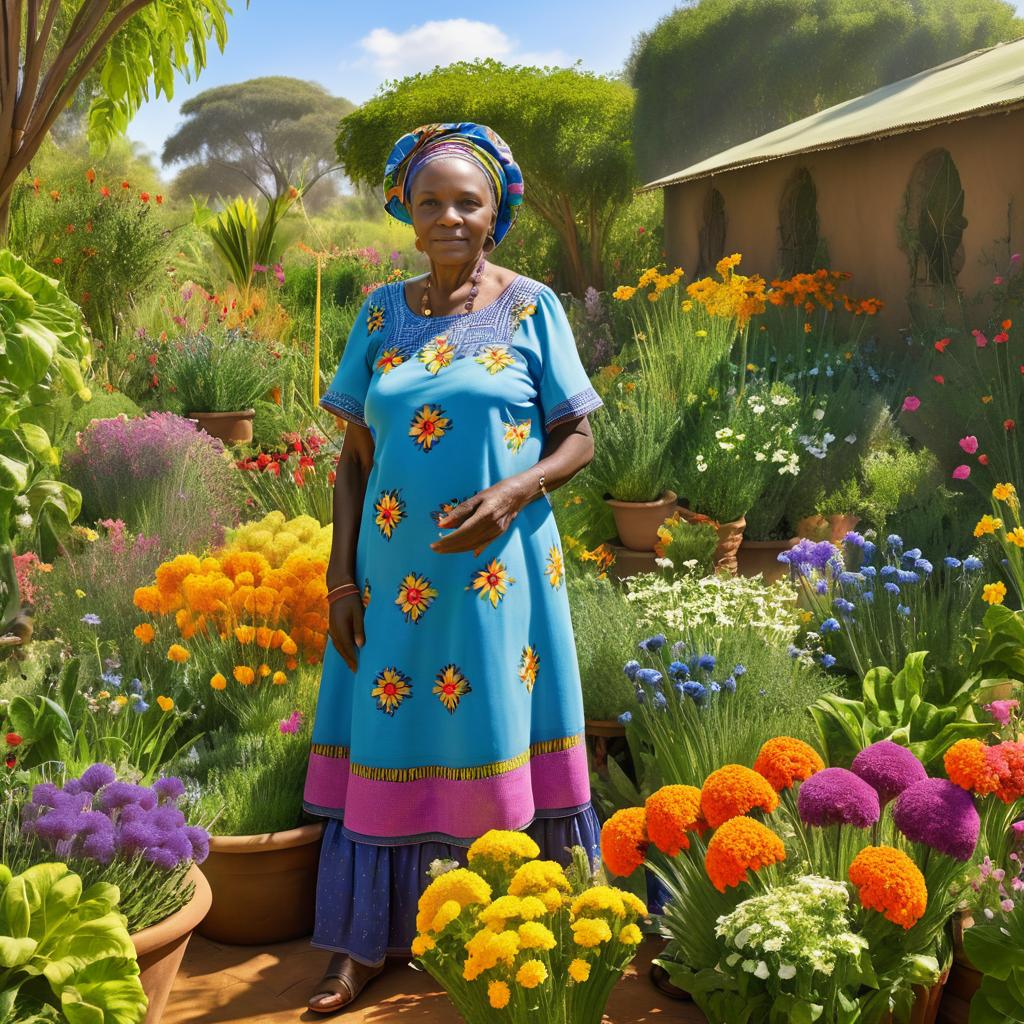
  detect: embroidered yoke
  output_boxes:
[303,273,604,845]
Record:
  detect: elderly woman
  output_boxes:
[303,122,605,1013]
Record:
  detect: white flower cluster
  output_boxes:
[716,875,867,982]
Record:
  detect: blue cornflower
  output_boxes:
[787,645,801,659]
[696,654,716,671]
[732,664,747,677]
[944,556,962,569]
[896,569,920,585]
[914,558,933,575]
[708,682,721,693]
[861,565,877,578]
[131,699,150,714]
[129,678,143,694]
[820,618,840,634]
[887,534,903,553]
[815,579,829,595]
[843,531,866,548]
[653,691,668,710]
[902,548,922,562]
[883,582,900,595]
[682,681,707,704]
[668,660,689,679]
[838,571,864,586]
[100,672,122,689]
[723,675,737,693]
[834,598,856,614]
[623,660,641,680]
[81,613,101,626]
[862,590,874,602]
[639,634,667,652]
[862,541,877,561]
[617,711,632,725]
[897,604,911,617]
[963,556,983,571]
[821,653,837,669]
[636,669,663,688]
[880,565,897,578]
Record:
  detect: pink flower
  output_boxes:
[994,277,1005,285]
[1013,821,1024,844]
[1012,253,1022,264]
[973,329,989,347]
[278,710,303,734]
[902,396,921,413]
[986,700,1020,727]
[952,465,971,480]
[959,435,979,454]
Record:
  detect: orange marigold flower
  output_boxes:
[133,623,155,644]
[700,764,779,828]
[644,785,703,856]
[704,816,785,893]
[753,737,825,792]
[600,806,648,877]
[849,845,927,929]
[167,643,189,664]
[233,665,255,686]
[945,739,1001,796]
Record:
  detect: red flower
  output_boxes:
[139,191,150,203]
[65,223,75,234]
[32,177,40,194]
[51,257,62,265]
[151,374,159,388]
[995,332,1009,344]
[147,353,158,366]
[933,375,944,384]
[85,167,96,184]
[155,195,164,205]
[934,337,950,353]
[5,756,15,770]
[979,454,990,466]
[328,470,337,485]
[100,186,110,198]
[299,456,315,469]
[1005,420,1016,431]
[6,732,22,747]
[121,180,130,190]
[293,469,305,486]
[267,462,280,477]
[49,190,60,202]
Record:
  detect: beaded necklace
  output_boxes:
[420,257,487,316]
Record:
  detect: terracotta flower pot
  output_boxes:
[736,537,799,583]
[678,507,746,574]
[828,514,860,544]
[879,972,948,1024]
[605,490,678,552]
[131,864,211,1024]
[585,718,628,776]
[607,542,660,580]
[795,514,860,544]
[188,409,255,444]
[197,822,324,945]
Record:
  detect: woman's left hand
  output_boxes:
[430,480,527,557]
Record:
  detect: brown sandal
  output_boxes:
[308,955,386,1014]
[649,962,692,1001]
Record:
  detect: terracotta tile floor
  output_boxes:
[165,935,708,1023]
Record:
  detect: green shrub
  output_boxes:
[53,389,141,447]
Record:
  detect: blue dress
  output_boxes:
[304,272,604,963]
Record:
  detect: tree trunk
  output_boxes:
[0,191,11,249]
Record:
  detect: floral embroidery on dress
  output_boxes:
[467,558,516,607]
[509,299,537,334]
[362,578,371,607]
[503,416,531,453]
[475,344,515,374]
[372,666,411,715]
[374,488,405,540]
[418,334,456,375]
[518,644,540,692]
[376,347,404,373]
[433,663,472,713]
[545,544,564,589]
[431,497,466,526]
[367,304,386,334]
[409,404,450,450]
[396,572,438,623]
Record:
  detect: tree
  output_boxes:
[0,0,236,244]
[628,0,1024,184]
[162,76,353,206]
[336,59,636,296]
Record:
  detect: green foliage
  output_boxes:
[656,514,719,576]
[858,430,942,534]
[52,390,141,450]
[0,861,146,1024]
[335,59,636,295]
[628,0,1022,183]
[964,913,1024,1023]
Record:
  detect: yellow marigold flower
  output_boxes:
[571,917,612,948]
[115,695,128,706]
[518,921,556,950]
[133,585,160,613]
[97,691,110,700]
[479,895,525,930]
[272,671,287,685]
[235,625,256,644]
[281,636,298,655]
[133,623,155,644]
[157,695,174,712]
[982,581,1007,605]
[700,764,779,828]
[570,886,626,920]
[468,829,540,869]
[488,980,510,1009]
[508,860,570,899]
[849,845,927,929]
[994,483,1017,501]
[415,869,492,935]
[620,891,648,918]
[430,899,462,934]
[258,663,271,677]
[612,285,636,301]
[516,895,548,920]
[233,665,255,686]
[568,958,591,982]
[463,928,520,980]
[516,959,548,989]
[255,625,275,648]
[1008,527,1024,548]
[410,934,435,956]
[167,643,190,664]
[974,515,1003,538]
[618,923,642,945]
[210,673,227,691]
[695,329,708,338]
[681,300,693,312]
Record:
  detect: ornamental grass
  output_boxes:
[410,831,646,1023]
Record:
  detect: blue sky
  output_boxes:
[126,1,681,168]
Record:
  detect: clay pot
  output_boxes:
[827,514,860,544]
[795,514,860,544]
[678,507,746,574]
[607,542,660,581]
[605,490,678,552]
[188,409,255,444]
[585,718,628,776]
[197,822,324,945]
[131,864,211,1024]
[736,538,799,583]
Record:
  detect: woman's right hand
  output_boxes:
[329,595,366,672]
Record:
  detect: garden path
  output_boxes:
[164,935,707,1022]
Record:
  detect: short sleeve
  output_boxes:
[320,293,377,427]
[523,286,604,430]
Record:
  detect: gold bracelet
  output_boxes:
[538,473,549,498]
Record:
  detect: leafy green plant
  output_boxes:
[0,861,147,1024]
[653,512,718,576]
[963,914,1024,1024]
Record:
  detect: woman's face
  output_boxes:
[408,157,496,265]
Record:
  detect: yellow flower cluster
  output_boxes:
[410,831,648,1015]
[132,512,331,691]
[612,265,684,303]
[982,483,1024,606]
[686,253,767,327]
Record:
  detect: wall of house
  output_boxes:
[661,107,1024,331]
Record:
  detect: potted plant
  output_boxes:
[157,327,278,443]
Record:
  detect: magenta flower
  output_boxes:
[952,465,971,480]
[892,777,979,861]
[902,396,921,413]
[973,329,989,347]
[851,740,927,803]
[959,436,979,454]
[279,710,303,734]
[797,767,880,828]
[986,700,1020,727]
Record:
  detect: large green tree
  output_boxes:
[0,0,236,243]
[162,76,354,207]
[628,0,1023,183]
[336,59,636,295]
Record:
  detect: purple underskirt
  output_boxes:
[311,804,601,965]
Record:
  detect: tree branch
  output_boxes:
[15,0,61,139]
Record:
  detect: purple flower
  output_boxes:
[81,831,117,864]
[779,539,841,575]
[30,783,61,807]
[32,810,85,842]
[798,767,880,828]
[892,778,980,861]
[986,700,1020,727]
[98,782,156,812]
[151,804,186,830]
[184,825,210,864]
[143,845,181,870]
[850,741,927,803]
[639,633,667,652]
[81,613,101,625]
[79,763,116,793]
[152,776,186,802]
[844,531,866,548]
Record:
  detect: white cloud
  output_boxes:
[349,19,573,78]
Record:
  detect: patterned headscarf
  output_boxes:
[383,122,524,247]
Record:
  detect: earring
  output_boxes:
[483,234,496,253]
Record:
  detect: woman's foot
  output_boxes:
[649,962,692,1001]
[308,953,386,1014]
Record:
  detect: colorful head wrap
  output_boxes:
[383,122,524,247]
